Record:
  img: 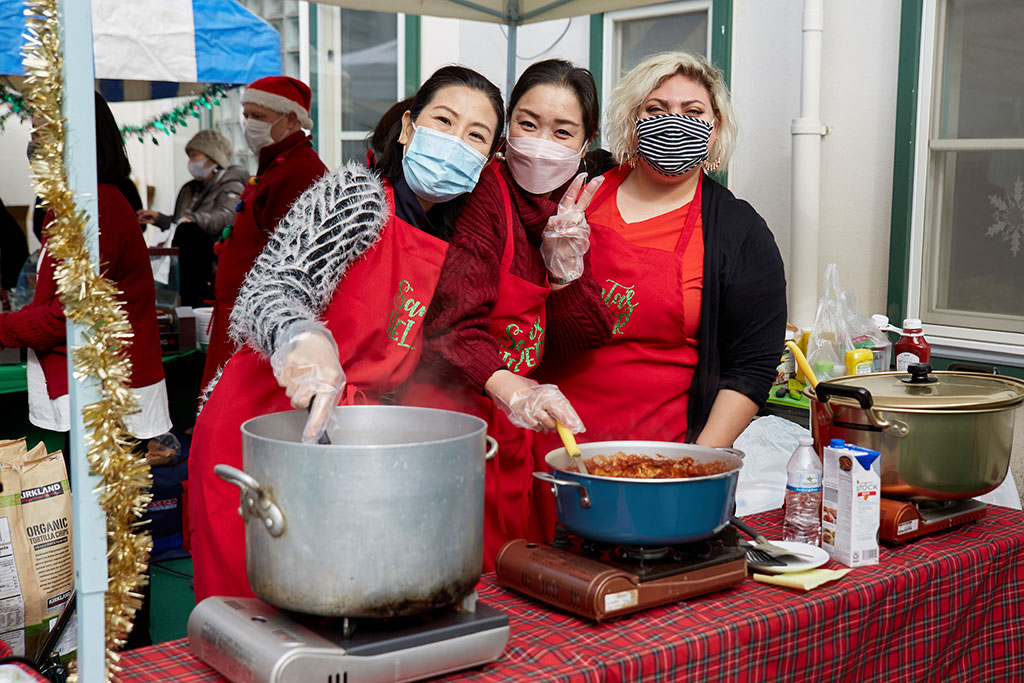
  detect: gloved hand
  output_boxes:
[485,370,585,433]
[269,320,345,444]
[540,173,604,285]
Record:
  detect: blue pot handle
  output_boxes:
[532,472,592,509]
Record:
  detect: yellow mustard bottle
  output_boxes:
[845,348,874,375]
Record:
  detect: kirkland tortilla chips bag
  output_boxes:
[0,439,74,659]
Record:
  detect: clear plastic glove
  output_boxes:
[541,173,605,284]
[269,320,346,444]
[485,370,584,433]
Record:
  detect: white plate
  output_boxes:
[746,540,829,574]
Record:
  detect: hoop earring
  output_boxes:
[704,153,723,174]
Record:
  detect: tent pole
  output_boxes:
[58,0,108,680]
[505,0,520,102]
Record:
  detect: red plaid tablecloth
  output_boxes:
[116,506,1024,682]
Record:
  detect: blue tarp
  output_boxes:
[0,0,281,96]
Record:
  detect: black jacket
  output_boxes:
[686,175,787,441]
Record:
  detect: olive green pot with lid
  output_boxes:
[805,363,1024,501]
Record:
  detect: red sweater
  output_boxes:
[0,183,165,398]
[422,160,613,392]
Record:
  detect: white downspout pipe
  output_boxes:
[789,0,828,328]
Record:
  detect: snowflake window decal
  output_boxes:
[987,176,1024,257]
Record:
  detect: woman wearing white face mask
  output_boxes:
[189,66,505,602]
[137,130,247,306]
[536,52,787,451]
[398,59,614,570]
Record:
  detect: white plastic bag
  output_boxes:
[733,416,813,516]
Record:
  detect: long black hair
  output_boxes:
[508,59,600,142]
[93,91,142,210]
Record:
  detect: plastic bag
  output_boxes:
[806,263,852,381]
[733,416,813,516]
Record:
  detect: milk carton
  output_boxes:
[821,439,881,567]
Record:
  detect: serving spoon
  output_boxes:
[556,421,588,474]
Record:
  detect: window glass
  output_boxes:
[618,12,707,76]
[938,0,1024,139]
[340,10,398,133]
[923,0,1024,334]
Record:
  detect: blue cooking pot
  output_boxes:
[535,441,743,546]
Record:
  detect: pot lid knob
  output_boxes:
[902,362,938,385]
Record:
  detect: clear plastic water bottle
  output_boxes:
[782,436,823,545]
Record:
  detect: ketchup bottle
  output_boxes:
[894,318,931,372]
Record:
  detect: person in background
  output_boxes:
[137,129,247,307]
[189,66,505,602]
[0,91,171,649]
[400,59,613,569]
[200,76,327,387]
[536,51,787,451]
[0,196,29,294]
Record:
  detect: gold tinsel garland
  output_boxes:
[22,1,153,679]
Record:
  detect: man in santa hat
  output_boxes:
[202,75,327,387]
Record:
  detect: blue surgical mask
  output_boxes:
[402,124,487,203]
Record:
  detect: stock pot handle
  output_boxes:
[484,436,498,461]
[532,472,592,509]
[214,464,287,538]
[815,382,874,410]
[815,382,903,435]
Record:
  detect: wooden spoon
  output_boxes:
[556,421,588,475]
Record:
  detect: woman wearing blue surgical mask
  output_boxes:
[397,59,615,570]
[536,51,787,452]
[189,66,504,603]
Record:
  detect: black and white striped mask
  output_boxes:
[635,114,714,176]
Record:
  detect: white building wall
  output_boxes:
[731,0,901,321]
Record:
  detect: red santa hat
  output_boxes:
[241,76,313,129]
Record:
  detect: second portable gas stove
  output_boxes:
[494,525,747,621]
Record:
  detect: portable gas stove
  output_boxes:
[879,497,987,543]
[494,525,746,621]
[187,593,509,683]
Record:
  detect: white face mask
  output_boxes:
[187,159,215,180]
[244,115,284,154]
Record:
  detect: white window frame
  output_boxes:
[601,0,713,109]
[317,8,405,169]
[906,0,1024,365]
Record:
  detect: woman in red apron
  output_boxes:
[189,66,506,602]
[400,60,613,570]
[536,52,787,459]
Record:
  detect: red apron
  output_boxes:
[189,181,449,602]
[400,164,550,571]
[536,168,703,460]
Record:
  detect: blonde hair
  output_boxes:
[605,52,736,169]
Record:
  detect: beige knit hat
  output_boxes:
[185,129,233,169]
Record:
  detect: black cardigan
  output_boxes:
[686,175,788,441]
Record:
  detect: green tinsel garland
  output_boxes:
[0,82,32,130]
[0,81,234,142]
[120,83,233,145]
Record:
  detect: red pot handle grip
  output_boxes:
[814,382,874,410]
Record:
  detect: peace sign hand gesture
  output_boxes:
[541,172,605,285]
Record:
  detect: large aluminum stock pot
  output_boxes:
[806,364,1024,501]
[215,405,497,618]
[535,441,744,546]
